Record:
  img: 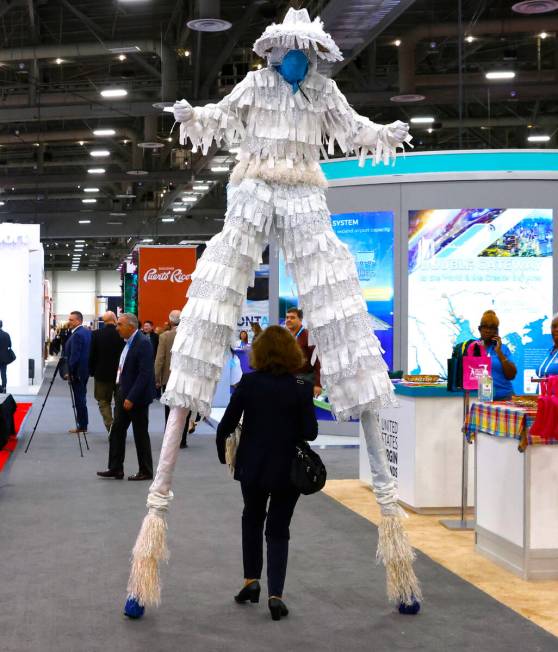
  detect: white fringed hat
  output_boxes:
[253,8,343,63]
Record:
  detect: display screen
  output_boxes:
[279,211,395,368]
[408,208,554,393]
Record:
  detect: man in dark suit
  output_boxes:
[63,311,91,433]
[142,320,159,359]
[0,320,13,393]
[97,313,156,481]
[89,311,124,433]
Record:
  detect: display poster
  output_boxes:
[138,246,197,329]
[236,249,270,339]
[279,211,395,367]
[408,208,554,393]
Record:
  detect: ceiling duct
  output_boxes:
[187,0,232,32]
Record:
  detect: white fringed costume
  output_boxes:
[126,8,421,615]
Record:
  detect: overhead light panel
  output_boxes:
[485,71,516,80]
[78,220,91,224]
[162,218,175,223]
[173,207,187,213]
[88,168,106,174]
[142,238,154,243]
[410,116,435,124]
[93,129,116,137]
[84,187,100,193]
[527,134,551,142]
[82,198,97,204]
[211,166,229,172]
[100,88,128,98]
[90,149,110,157]
[192,184,210,191]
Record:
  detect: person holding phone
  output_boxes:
[478,310,517,400]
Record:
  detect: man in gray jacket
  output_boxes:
[154,310,192,448]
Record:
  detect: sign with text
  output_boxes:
[138,246,196,329]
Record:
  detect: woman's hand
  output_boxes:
[492,335,502,354]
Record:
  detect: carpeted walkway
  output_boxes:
[0,366,556,652]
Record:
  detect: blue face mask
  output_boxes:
[274,49,309,93]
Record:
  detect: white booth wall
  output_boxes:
[0,224,44,392]
[47,270,121,324]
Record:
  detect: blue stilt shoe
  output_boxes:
[398,598,421,615]
[124,596,145,619]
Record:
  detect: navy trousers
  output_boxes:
[240,482,300,597]
[70,377,88,430]
[0,363,6,389]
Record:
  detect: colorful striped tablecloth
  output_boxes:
[464,400,558,451]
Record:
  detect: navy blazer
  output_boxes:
[216,371,318,490]
[118,331,157,407]
[64,326,91,382]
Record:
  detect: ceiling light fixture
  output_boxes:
[162,218,175,223]
[90,149,110,157]
[82,198,97,204]
[100,88,128,98]
[88,168,105,174]
[539,32,549,39]
[84,187,100,193]
[142,238,154,243]
[211,166,229,172]
[466,35,475,43]
[192,184,210,191]
[55,58,64,65]
[173,207,187,213]
[485,71,516,80]
[527,134,551,142]
[118,54,127,61]
[394,39,401,47]
[410,116,435,124]
[78,220,91,224]
[93,128,116,137]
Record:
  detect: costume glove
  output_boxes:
[173,100,194,123]
[385,120,410,146]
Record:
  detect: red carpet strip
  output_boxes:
[0,402,32,472]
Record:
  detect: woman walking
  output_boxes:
[216,325,318,620]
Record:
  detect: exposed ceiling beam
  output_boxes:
[199,0,260,98]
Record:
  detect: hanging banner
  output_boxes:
[138,246,197,329]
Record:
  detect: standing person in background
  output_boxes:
[63,311,92,434]
[478,309,517,400]
[89,311,125,434]
[155,310,192,449]
[284,307,322,398]
[142,320,159,359]
[97,313,156,481]
[0,320,13,393]
[537,313,558,377]
[250,322,263,342]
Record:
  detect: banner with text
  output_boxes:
[138,246,197,329]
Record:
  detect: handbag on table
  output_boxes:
[462,341,492,391]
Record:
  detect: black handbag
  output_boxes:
[290,441,327,495]
[6,348,15,365]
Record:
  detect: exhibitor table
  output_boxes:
[359,383,474,513]
[466,400,558,580]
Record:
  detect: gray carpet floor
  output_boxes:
[1,367,556,652]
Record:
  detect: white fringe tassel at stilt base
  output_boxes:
[377,515,422,606]
[126,510,169,607]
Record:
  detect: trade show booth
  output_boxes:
[0,223,44,394]
[268,149,558,518]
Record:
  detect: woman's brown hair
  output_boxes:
[250,325,305,375]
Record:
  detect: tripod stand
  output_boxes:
[25,358,90,457]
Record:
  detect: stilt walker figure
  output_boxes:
[125,8,421,618]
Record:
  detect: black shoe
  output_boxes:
[127,473,153,481]
[97,469,124,480]
[268,597,288,621]
[234,580,261,604]
[180,438,188,449]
